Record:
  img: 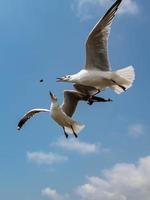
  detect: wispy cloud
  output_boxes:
[53,138,106,154]
[76,155,150,200]
[119,0,139,15]
[27,151,68,165]
[41,187,69,200]
[128,123,144,137]
[72,0,139,20]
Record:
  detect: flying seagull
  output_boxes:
[17,91,111,138]
[57,0,135,99]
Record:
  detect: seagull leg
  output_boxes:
[111,80,126,91]
[71,126,78,138]
[87,96,113,105]
[87,89,101,105]
[87,99,94,105]
[92,96,113,102]
[63,127,68,139]
[93,89,101,96]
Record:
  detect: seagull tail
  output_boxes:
[73,122,85,134]
[111,65,135,94]
[64,122,85,134]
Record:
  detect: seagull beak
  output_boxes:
[56,77,65,82]
[49,91,54,98]
[49,91,57,101]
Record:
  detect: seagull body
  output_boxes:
[67,66,134,94]
[69,69,112,91]
[57,0,135,96]
[49,92,84,137]
[17,91,111,138]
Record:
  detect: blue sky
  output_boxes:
[1,0,150,199]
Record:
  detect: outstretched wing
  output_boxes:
[61,90,85,117]
[17,108,49,130]
[85,0,122,71]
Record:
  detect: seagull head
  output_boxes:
[49,91,57,102]
[56,75,72,82]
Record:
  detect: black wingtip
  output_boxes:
[17,120,23,130]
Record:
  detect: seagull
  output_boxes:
[57,0,135,99]
[17,91,111,138]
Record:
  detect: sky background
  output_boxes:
[1,0,150,199]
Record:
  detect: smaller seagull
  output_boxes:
[17,91,111,138]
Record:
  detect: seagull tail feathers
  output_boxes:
[111,65,135,94]
[64,122,85,134]
[73,122,85,134]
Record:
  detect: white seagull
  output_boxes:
[57,0,135,98]
[17,91,111,138]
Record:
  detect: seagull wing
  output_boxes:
[85,0,122,71]
[17,108,49,130]
[61,90,85,117]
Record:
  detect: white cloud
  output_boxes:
[128,123,144,137]
[72,0,139,20]
[41,187,69,200]
[76,156,150,200]
[27,151,68,165]
[53,138,101,154]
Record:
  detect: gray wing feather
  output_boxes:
[61,90,85,117]
[17,108,49,130]
[85,0,122,71]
